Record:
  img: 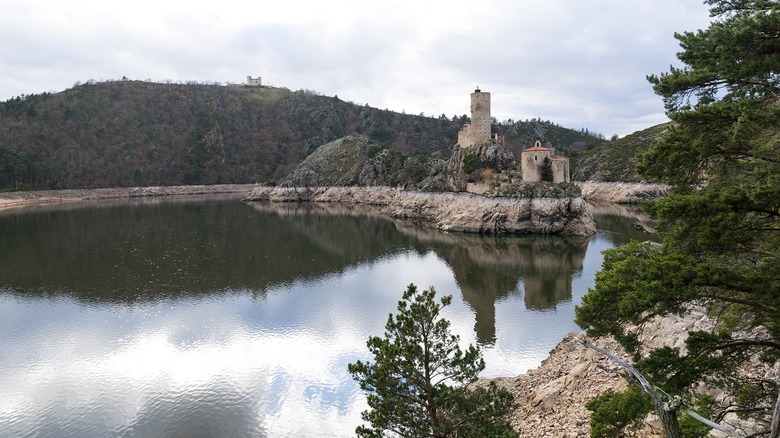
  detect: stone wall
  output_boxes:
[550,156,570,183]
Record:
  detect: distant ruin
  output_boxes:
[227,75,262,87]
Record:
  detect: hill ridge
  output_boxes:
[1,80,607,190]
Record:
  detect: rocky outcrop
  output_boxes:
[281,135,453,191]
[281,136,369,187]
[576,181,669,204]
[243,186,597,236]
[494,307,778,437]
[446,145,469,191]
[490,334,632,437]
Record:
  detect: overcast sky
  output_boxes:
[2,0,714,137]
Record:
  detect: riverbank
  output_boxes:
[576,181,669,204]
[495,307,772,437]
[244,186,597,236]
[0,184,258,211]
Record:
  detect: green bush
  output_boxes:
[586,387,652,437]
[462,153,485,174]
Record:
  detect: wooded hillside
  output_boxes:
[0,80,606,190]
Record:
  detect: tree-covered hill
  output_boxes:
[0,80,607,190]
[569,123,671,182]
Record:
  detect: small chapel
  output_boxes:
[520,140,570,183]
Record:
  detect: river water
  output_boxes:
[0,196,651,437]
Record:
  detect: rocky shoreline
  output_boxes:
[243,186,598,236]
[0,184,257,211]
[0,183,691,436]
[496,307,776,437]
[576,181,669,204]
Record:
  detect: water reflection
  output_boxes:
[392,225,590,344]
[0,199,418,301]
[0,197,646,438]
[587,201,659,245]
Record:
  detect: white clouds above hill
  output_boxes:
[1,0,713,137]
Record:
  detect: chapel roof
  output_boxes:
[524,139,552,152]
[525,145,553,151]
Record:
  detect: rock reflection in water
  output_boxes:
[0,198,593,347]
[393,222,589,344]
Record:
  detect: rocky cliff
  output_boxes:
[279,135,450,191]
[492,307,777,437]
[243,186,597,236]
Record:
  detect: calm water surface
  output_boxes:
[0,196,651,437]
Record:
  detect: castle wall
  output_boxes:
[551,157,570,183]
[458,125,471,147]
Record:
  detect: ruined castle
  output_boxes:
[227,75,262,87]
[457,89,492,148]
[457,88,570,183]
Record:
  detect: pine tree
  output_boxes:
[577,1,780,436]
[348,284,517,438]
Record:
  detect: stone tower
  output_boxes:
[470,88,491,144]
[458,88,492,147]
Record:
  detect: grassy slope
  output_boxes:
[569,123,671,182]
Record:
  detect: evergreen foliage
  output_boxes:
[585,387,652,437]
[541,156,554,182]
[348,284,517,438]
[461,153,485,175]
[577,1,780,436]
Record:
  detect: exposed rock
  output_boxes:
[482,143,517,171]
[632,221,657,234]
[281,135,370,187]
[576,181,669,204]
[417,158,449,192]
[243,186,597,236]
[445,145,469,191]
[0,184,256,211]
[493,306,778,437]
[487,334,636,437]
[358,148,399,186]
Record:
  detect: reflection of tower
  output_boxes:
[459,271,519,345]
[521,276,573,310]
[436,234,590,344]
